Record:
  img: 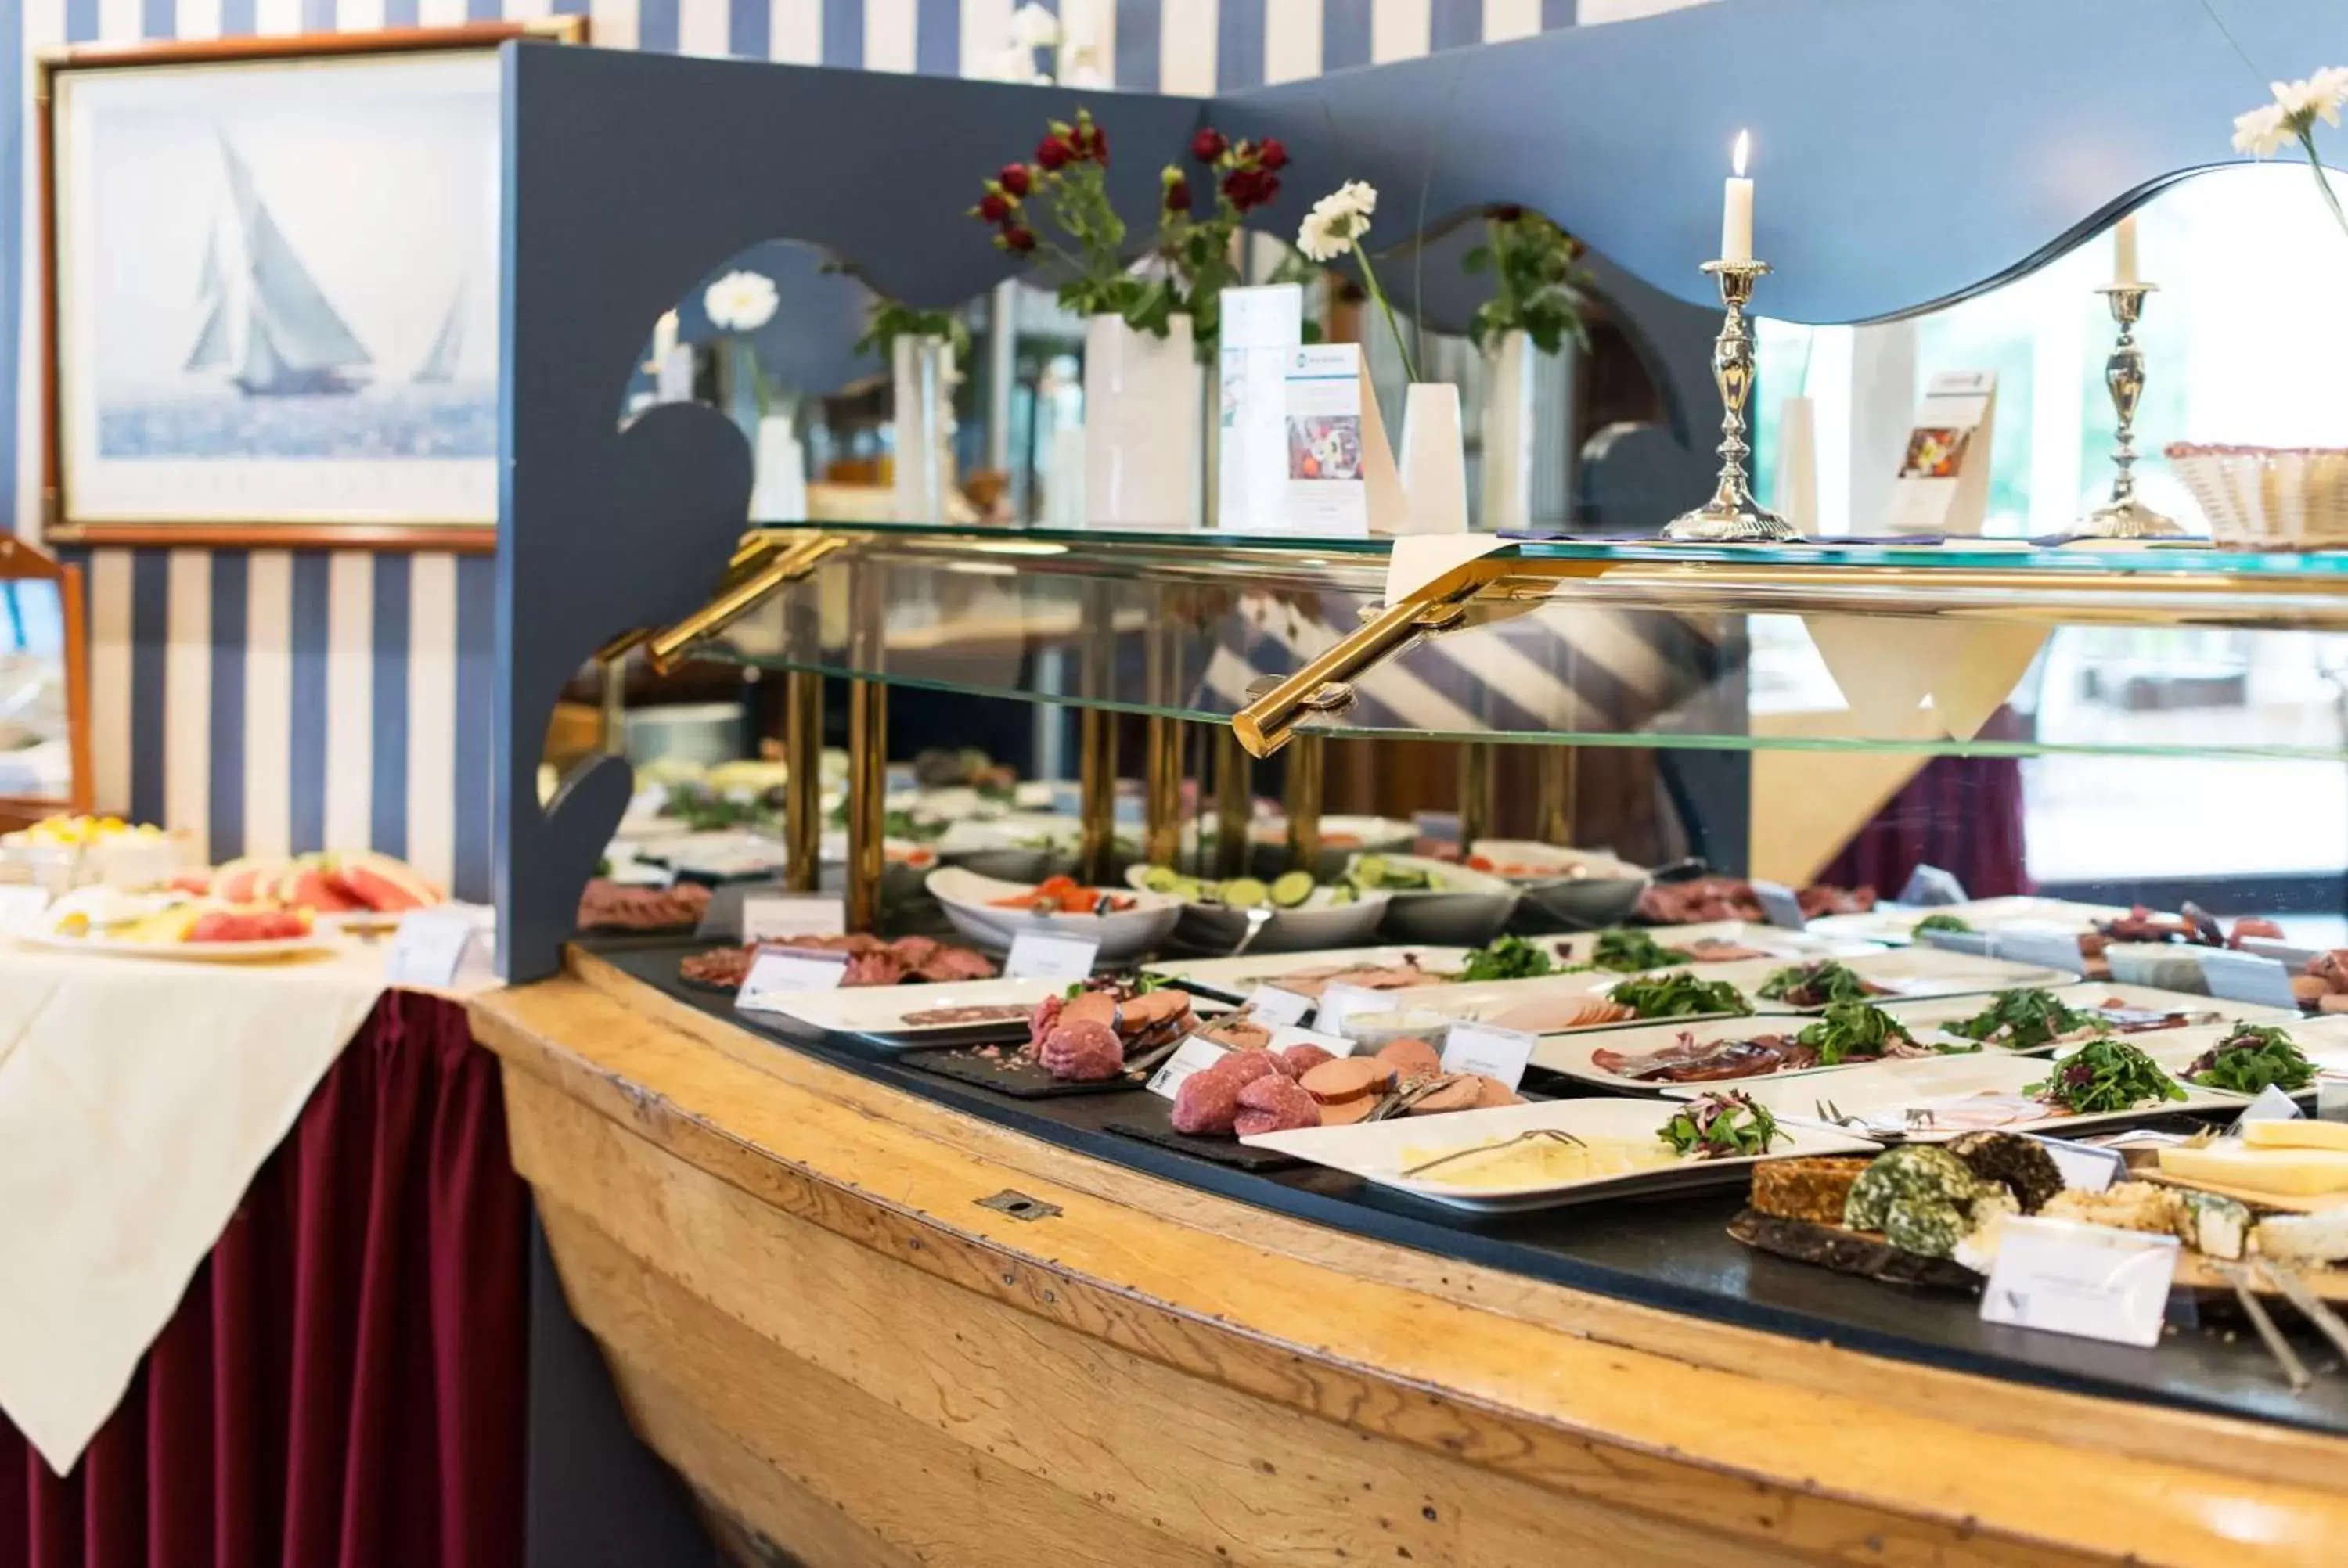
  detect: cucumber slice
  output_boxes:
[1269,871,1315,908]
[1219,876,1269,909]
[1354,854,1390,887]
[1138,865,1183,894]
[1327,882,1357,906]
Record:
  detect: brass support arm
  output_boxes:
[643,533,852,674]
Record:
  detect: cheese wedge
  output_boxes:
[2158,1142,2348,1197]
[2242,1120,2348,1153]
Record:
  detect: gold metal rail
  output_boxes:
[643,533,851,674]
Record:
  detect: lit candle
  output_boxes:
[2112,214,2140,287]
[1721,130,1754,264]
[653,309,680,361]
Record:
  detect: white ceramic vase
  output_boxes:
[1082,313,1202,529]
[1774,394,1820,535]
[891,335,954,523]
[1478,329,1536,533]
[748,410,808,523]
[1397,382,1469,534]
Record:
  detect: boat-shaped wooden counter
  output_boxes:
[470,949,2348,1567]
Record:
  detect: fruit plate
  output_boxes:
[13,930,338,961]
[1238,1096,1878,1214]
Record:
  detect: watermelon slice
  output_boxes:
[330,851,442,913]
[211,858,287,904]
[277,856,364,914]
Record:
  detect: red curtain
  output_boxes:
[0,991,529,1568]
[1817,732,2031,901]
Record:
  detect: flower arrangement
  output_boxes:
[972,110,1289,346]
[702,268,780,414]
[2231,67,2348,238]
[1151,128,1289,353]
[981,2,1107,87]
[1464,207,1590,357]
[855,300,973,365]
[1297,179,1417,381]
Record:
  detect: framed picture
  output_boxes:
[38,22,582,551]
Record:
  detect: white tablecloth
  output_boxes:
[0,935,497,1473]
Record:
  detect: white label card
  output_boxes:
[1266,1023,1357,1058]
[1147,1036,1231,1099]
[0,885,52,934]
[1314,982,1392,1034]
[2236,1084,2307,1124]
[1898,865,1969,906]
[1979,1216,2178,1347]
[1993,930,2087,976]
[1244,986,1316,1027]
[385,908,477,987]
[735,946,851,1009]
[1752,881,1806,930]
[2022,1133,2124,1193]
[1005,931,1100,982]
[740,894,846,944]
[1440,1023,1538,1090]
[2197,951,2303,1012]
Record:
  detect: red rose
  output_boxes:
[1085,123,1109,164]
[998,164,1033,197]
[977,192,1012,222]
[1163,174,1193,213]
[1258,137,1289,171]
[1491,203,1525,222]
[1190,128,1228,164]
[1259,173,1282,207]
[1222,167,1278,213]
[1036,135,1073,171]
[999,225,1038,254]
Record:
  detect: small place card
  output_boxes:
[2021,1133,2123,1193]
[1440,1022,1538,1090]
[1243,985,1315,1027]
[740,893,846,944]
[1918,929,1995,958]
[1991,930,2087,977]
[1314,982,1392,1034]
[2238,937,2323,972]
[1265,1023,1356,1058]
[0,884,52,935]
[1005,931,1100,982]
[735,945,851,1009]
[2196,950,2302,1012]
[1752,881,1806,930]
[693,883,748,940]
[1979,1216,2178,1347]
[385,908,478,987]
[2236,1084,2306,1124]
[2317,1078,2348,1123]
[1147,1035,1230,1099]
[1899,865,1969,907]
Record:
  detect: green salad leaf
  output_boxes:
[1587,928,1694,973]
[1794,1002,1924,1066]
[1657,1091,1783,1160]
[1611,970,1752,1019]
[2184,1023,2317,1095]
[2025,1036,2188,1115]
[1457,935,1558,983]
[1755,960,1876,1005]
[1946,988,2095,1051]
[1914,913,1972,935]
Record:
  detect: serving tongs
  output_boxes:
[2210,1261,2315,1392]
[1810,1099,1937,1145]
[1400,1127,1585,1179]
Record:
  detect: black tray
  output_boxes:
[1105,1100,1304,1171]
[898,1044,1151,1099]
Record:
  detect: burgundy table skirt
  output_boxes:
[0,990,529,1568]
[1816,750,2030,901]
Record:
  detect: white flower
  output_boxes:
[979,43,1035,83]
[1008,2,1060,50]
[2234,102,2292,156]
[2273,67,2348,126]
[703,270,778,333]
[1060,47,1107,88]
[1295,182,1380,262]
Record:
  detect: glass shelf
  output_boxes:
[682,525,2348,761]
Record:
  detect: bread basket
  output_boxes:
[2165,443,2348,549]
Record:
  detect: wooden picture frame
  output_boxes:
[0,534,92,833]
[36,20,584,553]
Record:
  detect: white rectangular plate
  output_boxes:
[2062,1013,2348,1081]
[1550,920,1885,966]
[1532,1013,1931,1095]
[1139,945,1474,1002]
[1686,949,2079,1012]
[739,977,1062,1043]
[1888,983,2296,1051]
[1669,1052,2246,1140]
[1239,1097,1878,1213]
[1805,897,2135,947]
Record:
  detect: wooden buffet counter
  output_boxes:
[470,950,2348,1568]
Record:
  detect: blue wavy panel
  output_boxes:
[1212,0,2343,325]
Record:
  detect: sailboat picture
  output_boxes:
[49,45,505,532]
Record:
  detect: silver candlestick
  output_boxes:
[1662,259,1795,542]
[2079,284,2183,539]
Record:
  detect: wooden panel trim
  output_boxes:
[470,964,2348,1567]
[41,525,499,554]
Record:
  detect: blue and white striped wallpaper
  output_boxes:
[2,0,1706,899]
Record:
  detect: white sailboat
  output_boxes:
[185,133,373,397]
[412,276,465,384]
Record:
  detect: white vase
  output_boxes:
[1397,382,1469,535]
[1082,313,1202,529]
[1774,394,1820,535]
[748,410,808,523]
[891,335,953,523]
[1478,330,1536,533]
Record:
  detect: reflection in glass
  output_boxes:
[0,581,70,800]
